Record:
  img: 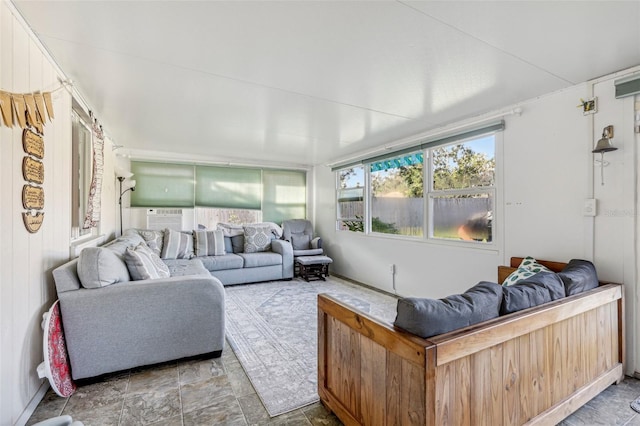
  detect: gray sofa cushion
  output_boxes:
[558,259,599,296]
[291,234,311,250]
[500,277,557,315]
[231,235,244,253]
[124,243,171,281]
[77,247,130,289]
[162,259,210,277]
[199,254,244,271]
[394,281,502,339]
[293,248,324,257]
[239,252,282,268]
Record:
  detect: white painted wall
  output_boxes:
[314,69,639,373]
[0,3,117,424]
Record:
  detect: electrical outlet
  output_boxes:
[583,199,596,217]
[389,264,395,274]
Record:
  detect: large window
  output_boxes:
[335,130,497,244]
[430,136,494,242]
[370,152,424,236]
[131,161,306,226]
[337,166,365,232]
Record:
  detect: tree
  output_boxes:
[398,163,423,197]
[432,145,494,191]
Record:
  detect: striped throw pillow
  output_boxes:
[194,230,226,256]
[161,229,194,260]
[124,243,170,280]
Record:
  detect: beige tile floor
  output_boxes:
[27,342,640,426]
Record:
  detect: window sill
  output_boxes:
[336,229,500,253]
[70,234,107,258]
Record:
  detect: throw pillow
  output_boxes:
[194,230,226,256]
[557,259,599,296]
[77,247,130,289]
[231,235,245,253]
[244,225,272,253]
[124,243,170,281]
[216,222,245,237]
[291,234,311,250]
[394,281,503,339]
[502,256,553,286]
[135,229,164,257]
[161,228,194,260]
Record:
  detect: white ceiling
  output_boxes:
[12,1,640,167]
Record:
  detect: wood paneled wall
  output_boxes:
[0,3,72,424]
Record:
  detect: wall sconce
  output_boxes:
[116,168,136,235]
[592,125,617,185]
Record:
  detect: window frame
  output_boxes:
[70,108,97,241]
[335,131,499,247]
[335,165,366,232]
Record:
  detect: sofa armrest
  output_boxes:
[271,239,294,279]
[58,275,225,379]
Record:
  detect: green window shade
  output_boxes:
[195,166,262,210]
[130,162,195,207]
[262,169,306,224]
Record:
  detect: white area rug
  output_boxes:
[224,277,398,417]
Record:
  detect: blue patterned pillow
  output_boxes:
[243,225,272,253]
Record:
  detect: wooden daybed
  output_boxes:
[317,258,624,425]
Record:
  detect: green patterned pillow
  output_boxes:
[502,257,553,286]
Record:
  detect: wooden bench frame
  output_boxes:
[318,258,624,425]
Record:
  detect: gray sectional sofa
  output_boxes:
[52,225,294,380]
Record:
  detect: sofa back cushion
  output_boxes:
[394,281,502,339]
[77,247,130,289]
[500,272,567,315]
[558,259,599,296]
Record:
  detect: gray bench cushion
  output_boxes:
[394,281,502,339]
[500,272,566,315]
[296,255,333,265]
[163,259,210,277]
[293,248,323,257]
[199,254,244,271]
[558,259,599,296]
[239,252,282,268]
